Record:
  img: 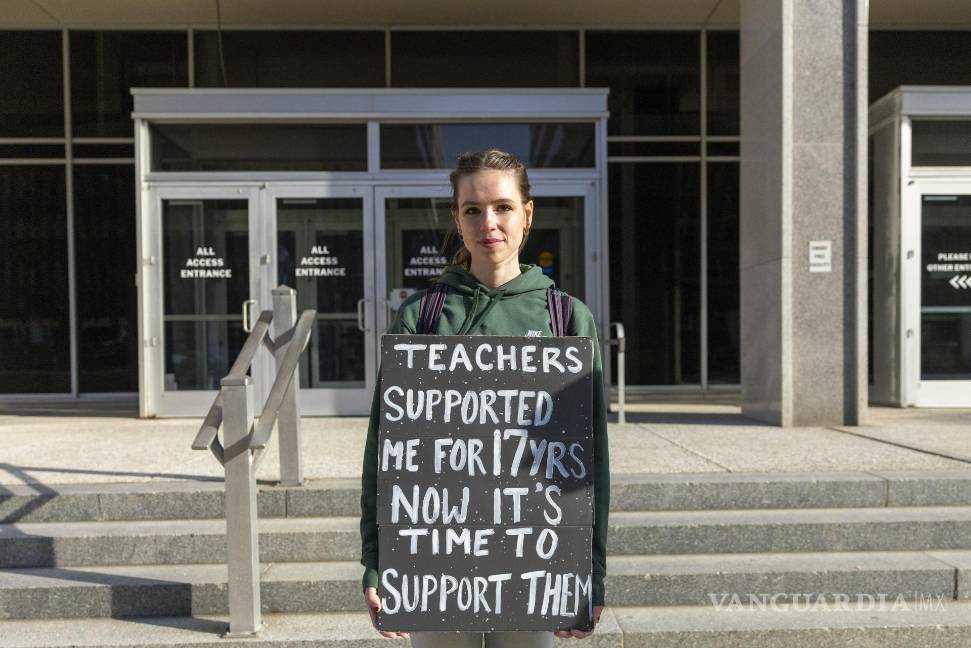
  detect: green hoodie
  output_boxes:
[359,264,610,607]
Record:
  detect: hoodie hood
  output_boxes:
[437,264,554,296]
[435,264,554,334]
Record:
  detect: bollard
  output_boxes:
[272,286,304,487]
[220,375,263,636]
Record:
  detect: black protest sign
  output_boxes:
[376,335,595,632]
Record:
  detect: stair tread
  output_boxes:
[0,549,965,591]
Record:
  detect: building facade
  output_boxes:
[2,1,970,421]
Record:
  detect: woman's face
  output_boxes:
[453,169,533,269]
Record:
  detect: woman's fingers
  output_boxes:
[554,630,572,638]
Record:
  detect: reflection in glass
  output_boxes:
[151,124,367,172]
[522,197,585,301]
[381,123,595,169]
[391,31,578,87]
[0,166,70,392]
[277,198,365,387]
[609,163,700,385]
[194,30,385,87]
[162,199,249,391]
[707,163,740,384]
[921,195,971,379]
[70,31,187,137]
[586,31,701,136]
[870,31,971,103]
[384,198,459,310]
[912,122,971,167]
[74,165,138,392]
[706,31,740,136]
[0,31,63,137]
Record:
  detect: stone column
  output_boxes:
[739,0,868,426]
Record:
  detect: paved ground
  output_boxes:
[1,401,968,486]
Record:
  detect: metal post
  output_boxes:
[612,322,627,425]
[221,375,263,636]
[272,286,304,486]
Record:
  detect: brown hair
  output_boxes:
[444,149,533,270]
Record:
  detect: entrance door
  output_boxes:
[374,183,597,336]
[905,179,971,406]
[268,186,375,414]
[148,186,266,415]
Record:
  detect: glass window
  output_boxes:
[0,31,63,137]
[706,31,739,136]
[277,198,366,388]
[71,30,188,138]
[870,31,971,103]
[150,124,367,172]
[522,197,586,301]
[381,123,595,169]
[194,30,385,87]
[384,198,461,306]
[608,162,700,385]
[586,31,701,136]
[391,31,578,87]
[911,121,971,167]
[74,165,137,392]
[707,162,739,384]
[0,166,70,393]
[920,195,971,379]
[162,199,249,391]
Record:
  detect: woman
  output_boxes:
[359,149,610,647]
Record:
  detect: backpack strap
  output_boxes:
[547,287,574,337]
[416,283,449,334]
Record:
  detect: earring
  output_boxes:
[457,232,464,241]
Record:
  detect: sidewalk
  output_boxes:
[1,403,969,486]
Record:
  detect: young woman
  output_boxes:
[359,149,610,646]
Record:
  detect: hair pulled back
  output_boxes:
[445,149,532,270]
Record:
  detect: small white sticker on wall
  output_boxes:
[809,240,832,273]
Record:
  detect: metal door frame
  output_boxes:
[265,183,377,415]
[903,175,971,406]
[143,184,266,416]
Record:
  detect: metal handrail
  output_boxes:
[609,322,626,424]
[190,310,274,456]
[250,309,315,450]
[187,286,314,637]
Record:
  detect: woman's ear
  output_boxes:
[523,199,534,230]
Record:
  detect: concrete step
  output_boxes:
[0,517,361,568]
[6,602,971,648]
[9,506,971,568]
[3,551,971,620]
[6,470,971,523]
[610,505,971,555]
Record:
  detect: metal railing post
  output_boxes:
[611,322,627,425]
[272,286,304,486]
[221,375,263,636]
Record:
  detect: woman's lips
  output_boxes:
[478,238,503,248]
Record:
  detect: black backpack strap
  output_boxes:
[547,286,573,337]
[560,291,573,335]
[416,283,449,334]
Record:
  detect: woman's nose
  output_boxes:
[479,207,499,229]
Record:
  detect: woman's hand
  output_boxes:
[364,587,410,640]
[553,605,604,639]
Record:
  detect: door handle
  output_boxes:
[242,299,257,333]
[357,298,367,332]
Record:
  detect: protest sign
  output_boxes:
[376,335,595,632]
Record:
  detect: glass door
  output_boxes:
[268,186,375,414]
[374,183,597,338]
[906,180,971,406]
[147,186,264,415]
